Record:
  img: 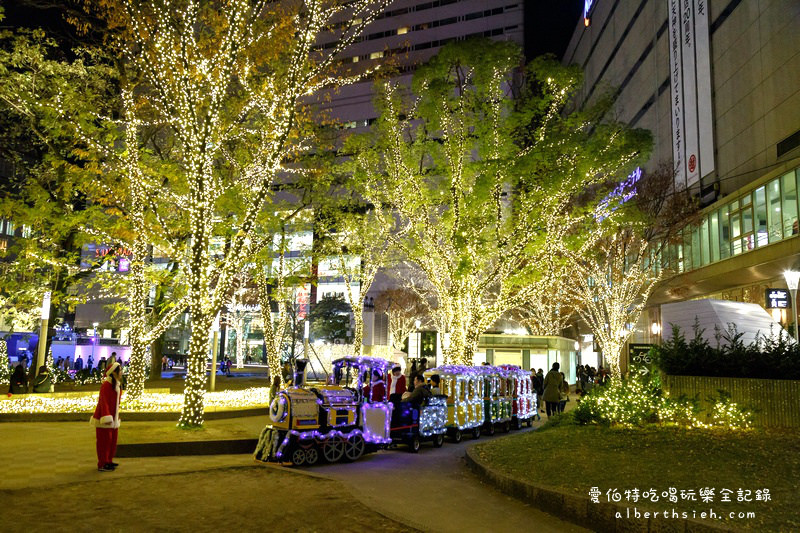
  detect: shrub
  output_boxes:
[573,373,750,429]
[651,321,800,379]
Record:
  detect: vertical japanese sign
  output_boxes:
[668,0,686,187]
[681,0,700,186]
[694,0,715,179]
[669,0,715,189]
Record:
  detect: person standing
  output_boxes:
[91,362,122,472]
[542,362,563,419]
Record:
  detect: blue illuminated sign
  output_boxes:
[595,167,642,222]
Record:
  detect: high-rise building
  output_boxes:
[563,1,800,360]
[314,0,525,133]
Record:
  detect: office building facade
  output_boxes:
[563,0,800,360]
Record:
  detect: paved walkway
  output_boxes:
[2,411,584,532]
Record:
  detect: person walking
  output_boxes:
[530,370,543,420]
[91,362,122,472]
[558,372,569,412]
[542,362,563,419]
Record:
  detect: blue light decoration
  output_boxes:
[584,0,596,26]
[595,166,643,222]
[419,396,448,437]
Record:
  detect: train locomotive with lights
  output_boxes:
[254,357,537,466]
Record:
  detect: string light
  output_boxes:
[0,339,9,385]
[0,386,270,414]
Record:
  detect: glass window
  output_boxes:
[754,186,768,247]
[700,217,710,265]
[782,171,798,237]
[683,228,693,271]
[719,205,731,259]
[767,179,782,242]
[691,226,701,267]
[709,212,720,262]
[731,210,741,255]
[4,220,14,236]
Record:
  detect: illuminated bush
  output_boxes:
[573,373,751,429]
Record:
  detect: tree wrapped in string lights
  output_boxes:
[374,286,429,352]
[0,338,9,385]
[316,196,394,357]
[117,0,393,426]
[569,164,699,377]
[352,39,651,365]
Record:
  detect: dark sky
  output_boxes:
[524,0,584,60]
[3,1,585,61]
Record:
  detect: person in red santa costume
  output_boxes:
[387,365,406,402]
[91,361,122,472]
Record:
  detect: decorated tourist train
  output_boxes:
[255,357,539,466]
[498,364,537,429]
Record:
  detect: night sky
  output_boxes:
[524,0,584,60]
[4,1,586,61]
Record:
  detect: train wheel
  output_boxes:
[471,427,481,439]
[322,437,345,463]
[408,435,421,453]
[433,434,444,448]
[526,417,533,427]
[290,447,306,466]
[344,434,365,462]
[451,429,463,443]
[304,447,320,466]
[502,421,510,433]
[486,424,495,436]
[513,418,522,430]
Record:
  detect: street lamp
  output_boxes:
[209,313,220,392]
[784,270,800,341]
[414,319,422,361]
[35,291,51,377]
[92,321,99,367]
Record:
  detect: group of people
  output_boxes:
[358,358,441,408]
[7,351,125,395]
[532,363,571,418]
[575,364,608,394]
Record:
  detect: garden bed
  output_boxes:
[473,419,800,532]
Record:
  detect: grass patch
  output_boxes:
[474,416,800,531]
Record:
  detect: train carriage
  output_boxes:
[479,365,513,435]
[424,365,484,442]
[498,364,537,429]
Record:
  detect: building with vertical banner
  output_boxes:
[563,0,800,369]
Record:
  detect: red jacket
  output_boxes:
[92,379,121,428]
[387,373,406,396]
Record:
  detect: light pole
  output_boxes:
[414,319,422,361]
[92,321,99,368]
[784,270,800,341]
[34,291,51,377]
[209,313,220,392]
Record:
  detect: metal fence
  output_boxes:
[661,374,800,428]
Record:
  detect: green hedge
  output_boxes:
[651,322,800,380]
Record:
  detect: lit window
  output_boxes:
[352,56,359,63]
[397,26,409,35]
[21,224,31,238]
[5,220,14,236]
[0,239,6,251]
[370,51,383,60]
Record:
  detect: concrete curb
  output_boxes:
[0,407,266,423]
[464,445,735,533]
